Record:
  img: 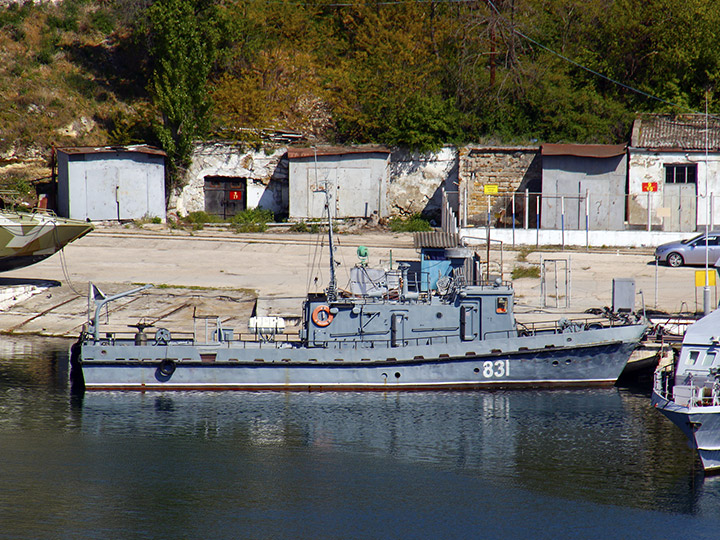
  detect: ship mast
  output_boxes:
[314,147,337,302]
[325,181,337,301]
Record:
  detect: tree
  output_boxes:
[145,0,219,194]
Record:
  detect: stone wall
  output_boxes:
[172,142,288,218]
[388,146,457,222]
[174,142,458,222]
[459,146,541,226]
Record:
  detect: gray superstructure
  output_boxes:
[71,237,646,391]
[653,308,720,472]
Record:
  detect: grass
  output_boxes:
[230,208,274,232]
[133,283,257,296]
[289,220,324,233]
[515,246,535,262]
[511,265,540,279]
[388,213,432,232]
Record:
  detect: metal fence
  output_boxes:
[462,190,719,234]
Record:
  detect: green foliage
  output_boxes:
[89,9,115,35]
[289,220,323,234]
[512,265,541,280]
[146,0,220,191]
[183,211,221,225]
[230,207,275,232]
[389,214,432,233]
[6,0,720,161]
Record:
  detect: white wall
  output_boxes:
[628,149,720,229]
[462,226,699,248]
[176,143,288,217]
[388,146,457,219]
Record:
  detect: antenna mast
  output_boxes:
[314,148,337,301]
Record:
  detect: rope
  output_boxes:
[52,218,84,296]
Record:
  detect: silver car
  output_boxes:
[655,232,720,267]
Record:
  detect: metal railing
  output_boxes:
[464,190,719,234]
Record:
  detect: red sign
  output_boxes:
[642,182,658,192]
[228,190,243,201]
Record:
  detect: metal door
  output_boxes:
[117,171,148,220]
[338,167,376,217]
[664,183,697,232]
[204,176,247,219]
[460,302,479,341]
[391,312,406,347]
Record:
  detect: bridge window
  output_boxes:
[496,297,508,314]
[688,350,700,365]
[702,351,717,367]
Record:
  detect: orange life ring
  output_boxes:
[312,305,333,327]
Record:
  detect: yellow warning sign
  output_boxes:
[483,184,499,195]
[695,270,717,287]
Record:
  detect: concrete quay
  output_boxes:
[0,224,707,340]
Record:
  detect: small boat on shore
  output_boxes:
[0,209,93,271]
[652,308,720,472]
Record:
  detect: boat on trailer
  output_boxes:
[70,239,647,392]
[652,308,720,472]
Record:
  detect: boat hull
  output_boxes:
[74,325,645,391]
[0,211,92,271]
[652,390,720,472]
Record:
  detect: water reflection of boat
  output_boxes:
[0,210,93,271]
[653,308,720,472]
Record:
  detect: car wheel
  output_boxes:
[667,252,684,267]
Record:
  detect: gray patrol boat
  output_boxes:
[653,308,720,472]
[70,225,647,391]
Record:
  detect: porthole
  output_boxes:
[395,372,401,378]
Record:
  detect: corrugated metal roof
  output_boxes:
[541,143,626,158]
[56,145,166,157]
[413,232,458,249]
[631,114,720,151]
[287,145,390,159]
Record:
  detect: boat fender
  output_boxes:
[158,359,176,377]
[312,305,334,327]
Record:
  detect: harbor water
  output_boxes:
[1,337,719,539]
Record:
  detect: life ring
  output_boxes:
[158,359,176,377]
[312,305,333,327]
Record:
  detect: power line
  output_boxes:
[483,0,710,116]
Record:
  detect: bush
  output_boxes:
[230,208,275,232]
[511,266,540,280]
[289,220,322,233]
[183,211,221,225]
[388,214,432,233]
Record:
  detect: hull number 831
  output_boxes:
[482,360,509,378]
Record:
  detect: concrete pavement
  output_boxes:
[0,223,709,338]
